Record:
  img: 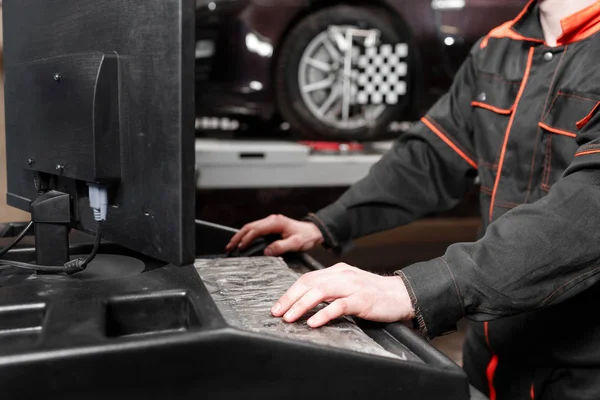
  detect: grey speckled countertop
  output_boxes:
[194,256,398,359]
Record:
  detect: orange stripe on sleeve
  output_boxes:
[575,149,600,157]
[538,122,577,138]
[489,47,535,222]
[420,117,478,170]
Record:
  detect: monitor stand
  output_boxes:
[30,190,71,268]
[13,189,147,283]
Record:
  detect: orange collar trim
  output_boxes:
[481,0,600,49]
[480,0,542,48]
[557,1,600,45]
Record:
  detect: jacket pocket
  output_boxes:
[539,91,600,190]
[471,76,518,115]
[471,76,520,188]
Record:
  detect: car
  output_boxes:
[194,0,528,140]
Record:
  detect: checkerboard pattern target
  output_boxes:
[354,43,408,106]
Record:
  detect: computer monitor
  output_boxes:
[3,0,196,267]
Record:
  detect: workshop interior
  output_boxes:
[0,0,534,399]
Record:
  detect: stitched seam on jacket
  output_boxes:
[480,186,494,196]
[542,135,553,188]
[527,49,570,198]
[395,270,428,338]
[472,306,508,313]
[579,144,600,151]
[525,47,568,203]
[497,202,520,209]
[306,213,338,248]
[538,46,569,121]
[541,137,550,188]
[478,159,499,170]
[540,265,600,305]
[440,257,466,317]
[544,91,600,121]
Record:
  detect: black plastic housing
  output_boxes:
[7,52,120,182]
[0,222,478,399]
[3,0,196,266]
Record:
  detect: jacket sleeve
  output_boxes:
[305,47,480,251]
[399,110,600,339]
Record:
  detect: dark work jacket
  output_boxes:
[305,1,600,340]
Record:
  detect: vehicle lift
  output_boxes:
[195,138,394,189]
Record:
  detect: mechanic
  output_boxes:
[227,0,600,398]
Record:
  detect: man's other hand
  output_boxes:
[271,263,416,328]
[226,214,324,256]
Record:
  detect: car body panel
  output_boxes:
[195,0,529,125]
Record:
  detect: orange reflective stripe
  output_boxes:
[484,322,498,400]
[576,102,600,129]
[489,47,535,222]
[421,117,478,170]
[538,122,577,138]
[471,101,513,115]
[530,383,535,399]
[575,149,600,157]
[486,355,499,400]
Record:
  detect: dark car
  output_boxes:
[195,0,528,140]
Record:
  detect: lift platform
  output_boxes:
[195,138,394,189]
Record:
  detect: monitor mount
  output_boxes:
[30,190,71,268]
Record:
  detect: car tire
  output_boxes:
[274,5,413,141]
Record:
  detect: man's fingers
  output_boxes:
[226,225,252,251]
[271,269,330,316]
[264,236,302,256]
[226,221,263,250]
[307,298,353,328]
[238,215,288,249]
[226,215,288,251]
[282,283,347,323]
[271,280,312,317]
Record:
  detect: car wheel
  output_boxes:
[275,5,413,141]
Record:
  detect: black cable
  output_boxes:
[0,223,102,275]
[72,223,102,269]
[0,221,34,258]
[0,259,65,273]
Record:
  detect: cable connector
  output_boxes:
[88,184,108,222]
[63,258,88,275]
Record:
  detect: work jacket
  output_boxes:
[305,0,600,339]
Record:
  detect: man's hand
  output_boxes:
[271,263,416,328]
[226,214,324,256]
